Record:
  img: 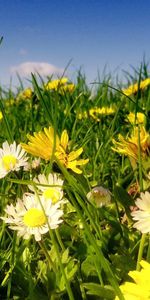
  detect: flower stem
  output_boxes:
[55,228,65,251]
[38,240,56,273]
[50,229,75,300]
[137,125,143,191]
[136,233,146,271]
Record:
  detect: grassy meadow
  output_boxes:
[1,63,150,300]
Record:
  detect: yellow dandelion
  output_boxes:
[122,78,150,96]
[112,126,150,161]
[45,78,75,94]
[115,260,150,300]
[127,112,145,125]
[18,88,33,100]
[140,78,150,89]
[21,127,59,161]
[122,83,138,96]
[60,83,75,93]
[89,107,116,121]
[77,107,115,121]
[45,77,68,91]
[0,111,3,121]
[77,111,88,120]
[21,127,89,174]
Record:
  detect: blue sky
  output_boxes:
[0,0,150,88]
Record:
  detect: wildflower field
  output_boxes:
[1,63,150,300]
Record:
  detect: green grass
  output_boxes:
[0,63,150,300]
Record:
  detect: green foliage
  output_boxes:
[0,63,150,299]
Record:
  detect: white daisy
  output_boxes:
[29,173,64,204]
[131,191,150,233]
[1,193,63,241]
[0,141,28,178]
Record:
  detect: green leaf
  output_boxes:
[114,184,134,220]
[82,283,115,299]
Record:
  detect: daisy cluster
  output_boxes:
[0,125,89,242]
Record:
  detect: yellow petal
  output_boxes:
[68,148,83,161]
[60,130,69,150]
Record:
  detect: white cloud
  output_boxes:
[10,62,64,77]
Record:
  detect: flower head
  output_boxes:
[115,260,150,299]
[112,126,150,161]
[77,106,115,121]
[131,191,150,233]
[89,106,115,121]
[122,78,150,96]
[18,88,33,100]
[55,129,89,174]
[0,141,28,178]
[29,173,64,204]
[127,112,145,125]
[21,127,59,161]
[45,78,68,91]
[21,127,89,174]
[45,77,75,94]
[0,111,3,121]
[1,193,63,241]
[87,186,111,207]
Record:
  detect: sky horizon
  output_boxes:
[1,0,150,89]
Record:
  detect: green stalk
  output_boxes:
[0,95,13,142]
[136,233,147,271]
[55,228,65,251]
[33,184,74,300]
[136,125,146,270]
[67,189,125,300]
[49,229,75,300]
[38,240,56,273]
[146,235,150,262]
[137,125,143,191]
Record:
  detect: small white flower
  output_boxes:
[131,191,150,233]
[29,173,64,204]
[0,141,28,178]
[1,193,63,241]
[87,186,111,207]
[31,158,41,169]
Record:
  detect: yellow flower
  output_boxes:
[60,83,75,93]
[0,111,3,121]
[140,78,150,89]
[55,129,89,173]
[112,126,150,161]
[127,112,145,125]
[18,88,33,100]
[89,107,115,121]
[21,127,59,161]
[45,78,68,91]
[5,99,15,106]
[77,107,115,121]
[21,127,89,174]
[122,78,150,96]
[45,78,75,94]
[77,111,88,120]
[115,260,150,299]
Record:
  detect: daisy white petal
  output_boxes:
[131,191,150,234]
[29,172,64,204]
[1,193,63,241]
[0,141,28,178]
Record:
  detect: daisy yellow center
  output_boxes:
[43,188,61,203]
[2,155,17,171]
[23,208,46,227]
